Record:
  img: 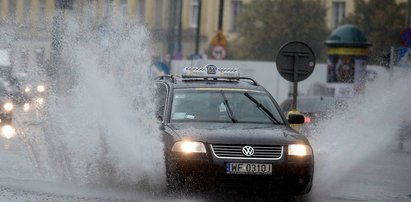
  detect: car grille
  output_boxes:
[210,144,283,160]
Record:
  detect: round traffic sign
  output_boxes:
[212,45,226,59]
[276,41,316,82]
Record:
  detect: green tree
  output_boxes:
[344,0,406,64]
[228,0,329,61]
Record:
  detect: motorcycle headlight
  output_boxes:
[3,102,14,111]
[288,144,313,156]
[37,85,46,93]
[171,141,206,153]
[24,87,31,93]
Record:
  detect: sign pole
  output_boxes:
[194,0,202,55]
[276,41,316,132]
[390,46,395,79]
[292,56,299,110]
[209,0,227,60]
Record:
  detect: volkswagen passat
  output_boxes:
[154,65,314,195]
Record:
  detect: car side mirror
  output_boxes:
[288,114,304,124]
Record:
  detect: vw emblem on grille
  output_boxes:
[242,145,254,156]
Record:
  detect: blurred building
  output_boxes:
[0,0,405,75]
[323,0,408,29]
[322,0,355,29]
[0,0,250,71]
[0,0,54,75]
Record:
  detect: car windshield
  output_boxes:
[170,88,284,124]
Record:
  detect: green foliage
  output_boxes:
[344,0,406,64]
[228,0,329,61]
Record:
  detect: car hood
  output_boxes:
[166,122,309,145]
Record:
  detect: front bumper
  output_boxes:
[166,146,314,194]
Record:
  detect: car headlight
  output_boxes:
[1,125,16,139]
[24,87,31,93]
[171,141,206,153]
[37,85,46,93]
[3,102,13,111]
[23,103,30,112]
[288,144,313,156]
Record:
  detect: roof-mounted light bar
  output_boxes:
[182,64,239,79]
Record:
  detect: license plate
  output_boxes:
[226,163,272,175]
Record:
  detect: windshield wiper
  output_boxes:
[243,92,281,124]
[220,90,237,123]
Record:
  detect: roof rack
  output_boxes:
[154,75,178,83]
[181,76,259,86]
[179,65,259,86]
[237,77,259,86]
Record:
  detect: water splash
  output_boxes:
[310,68,411,199]
[3,14,166,188]
[50,22,164,186]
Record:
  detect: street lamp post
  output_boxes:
[218,0,224,30]
[407,0,410,28]
[50,6,64,84]
[194,0,202,56]
[168,0,183,59]
[51,0,73,93]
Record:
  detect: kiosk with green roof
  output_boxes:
[325,24,372,96]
